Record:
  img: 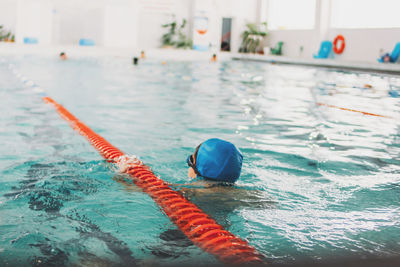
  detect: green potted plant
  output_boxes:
[0,25,14,42]
[161,20,177,48]
[0,25,6,41]
[175,19,192,49]
[161,17,192,49]
[239,22,268,53]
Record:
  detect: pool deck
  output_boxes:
[232,53,400,75]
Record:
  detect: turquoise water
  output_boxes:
[1,55,400,266]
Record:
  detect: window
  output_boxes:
[267,0,316,30]
[331,0,400,28]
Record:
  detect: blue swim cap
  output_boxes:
[195,138,243,183]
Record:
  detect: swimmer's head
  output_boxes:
[187,138,243,183]
[59,52,67,60]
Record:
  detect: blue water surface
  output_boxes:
[1,54,400,266]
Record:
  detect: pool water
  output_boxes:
[1,54,400,266]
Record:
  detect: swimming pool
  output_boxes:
[1,54,400,265]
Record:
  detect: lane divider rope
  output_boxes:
[42,96,264,264]
[317,102,392,118]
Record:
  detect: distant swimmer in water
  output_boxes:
[187,138,242,183]
[210,53,217,62]
[59,52,67,60]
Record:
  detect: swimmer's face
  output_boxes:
[187,144,201,178]
[60,54,67,60]
[188,163,197,178]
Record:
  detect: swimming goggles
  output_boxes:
[186,154,201,176]
[186,144,202,176]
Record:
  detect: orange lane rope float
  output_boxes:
[333,35,345,54]
[42,96,264,265]
[317,102,392,118]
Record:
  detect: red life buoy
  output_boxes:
[333,35,345,54]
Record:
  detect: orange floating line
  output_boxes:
[42,96,264,264]
[317,102,392,118]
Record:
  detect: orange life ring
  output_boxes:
[333,35,345,54]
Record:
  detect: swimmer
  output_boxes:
[140,51,146,59]
[187,138,242,183]
[59,52,67,60]
[184,138,274,219]
[112,139,273,215]
[210,53,217,62]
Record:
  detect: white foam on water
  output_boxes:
[113,155,141,173]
